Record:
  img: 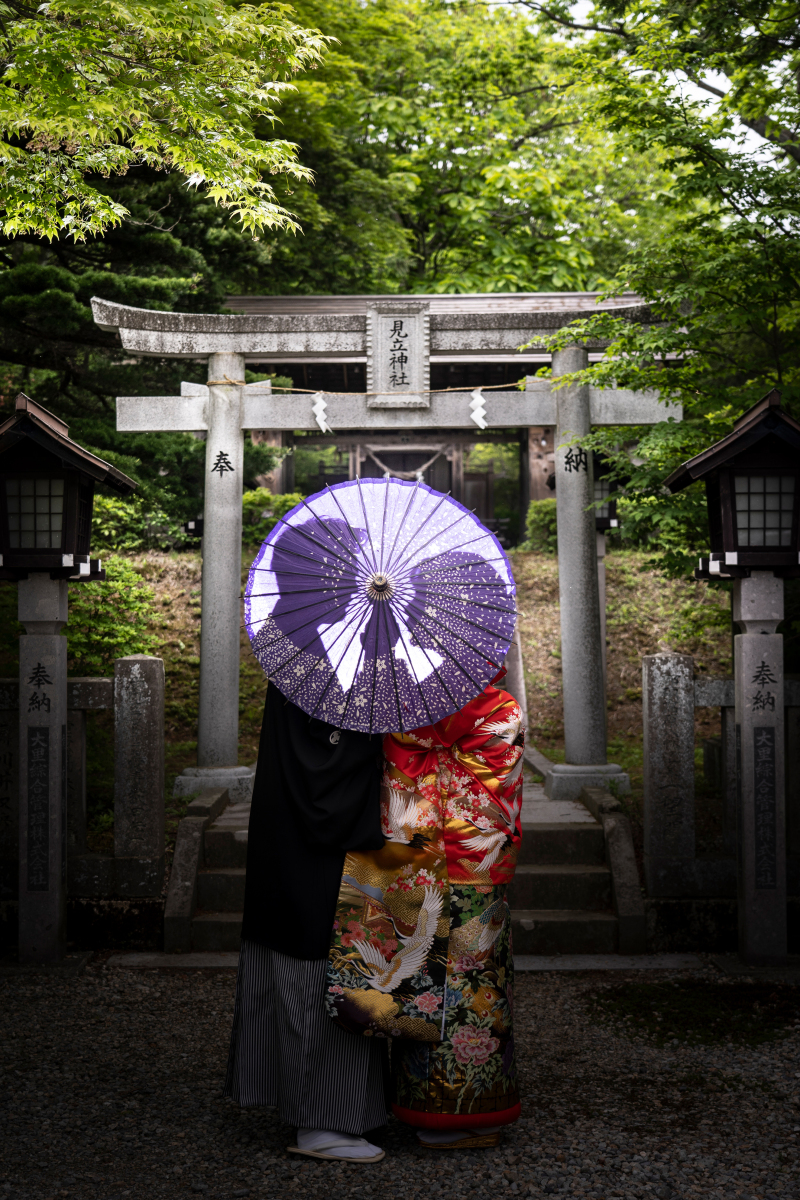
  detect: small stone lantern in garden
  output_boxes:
[665,388,800,966]
[0,394,136,963]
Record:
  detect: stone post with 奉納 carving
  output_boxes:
[17,575,69,963]
[733,571,787,965]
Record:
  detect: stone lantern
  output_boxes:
[664,387,800,965]
[0,393,136,962]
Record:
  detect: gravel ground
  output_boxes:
[2,961,799,1200]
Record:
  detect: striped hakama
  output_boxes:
[224,940,388,1135]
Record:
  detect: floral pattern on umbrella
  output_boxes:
[244,477,516,733]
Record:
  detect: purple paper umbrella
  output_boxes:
[244,477,517,733]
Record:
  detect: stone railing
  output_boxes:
[0,655,165,900]
[642,653,800,898]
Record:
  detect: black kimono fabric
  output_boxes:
[241,683,384,959]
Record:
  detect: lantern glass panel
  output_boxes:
[5,477,65,550]
[734,474,795,547]
[594,476,613,518]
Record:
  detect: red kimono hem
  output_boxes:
[391,1102,521,1130]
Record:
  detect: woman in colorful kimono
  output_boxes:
[327,671,524,1150]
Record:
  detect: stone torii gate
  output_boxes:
[92,293,680,801]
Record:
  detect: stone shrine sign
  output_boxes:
[366,300,430,408]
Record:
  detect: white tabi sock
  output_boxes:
[297,1128,383,1159]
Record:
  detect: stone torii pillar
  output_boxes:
[195,355,246,774]
[523,359,682,798]
[104,355,275,801]
[551,345,608,777]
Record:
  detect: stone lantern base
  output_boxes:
[544,762,630,802]
[173,764,256,805]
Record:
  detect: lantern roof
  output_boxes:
[664,389,800,493]
[0,393,137,494]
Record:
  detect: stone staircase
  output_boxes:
[166,763,643,955]
[192,801,249,952]
[509,786,618,955]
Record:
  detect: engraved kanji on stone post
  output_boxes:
[734,573,787,964]
[17,580,68,960]
[102,325,277,801]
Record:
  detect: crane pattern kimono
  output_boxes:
[326,680,524,1119]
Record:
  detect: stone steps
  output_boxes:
[197,867,246,911]
[517,821,605,865]
[188,781,623,956]
[510,909,618,955]
[203,822,248,868]
[506,863,611,911]
[192,910,242,952]
[189,906,621,955]
[508,805,618,952]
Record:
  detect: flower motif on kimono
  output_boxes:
[413,868,438,887]
[444,985,464,1010]
[450,1024,500,1067]
[414,991,442,1014]
[340,920,367,947]
[455,953,483,973]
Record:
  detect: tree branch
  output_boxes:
[686,75,727,101]
[683,73,800,165]
[510,116,579,147]
[738,113,800,165]
[509,0,633,40]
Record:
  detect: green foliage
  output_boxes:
[667,585,732,655]
[523,498,559,553]
[245,370,294,392]
[465,443,520,544]
[292,441,348,494]
[0,0,326,240]
[0,555,160,673]
[261,0,677,293]
[65,555,161,674]
[0,0,678,497]
[241,489,305,544]
[89,487,305,553]
[515,0,800,574]
[91,494,186,552]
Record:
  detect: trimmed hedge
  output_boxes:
[523,498,558,553]
[241,490,305,544]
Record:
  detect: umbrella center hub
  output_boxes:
[366,572,394,601]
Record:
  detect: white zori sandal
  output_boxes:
[287,1128,386,1162]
